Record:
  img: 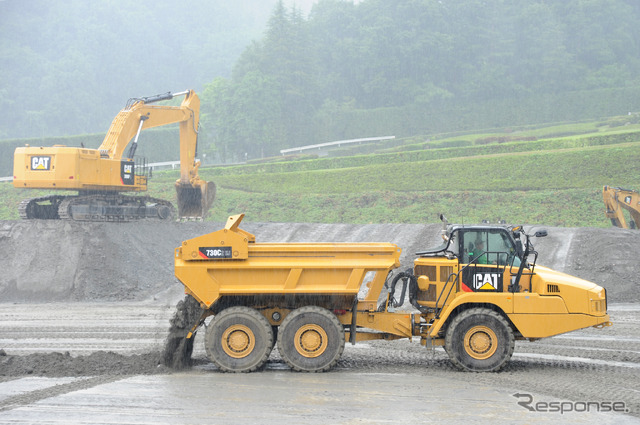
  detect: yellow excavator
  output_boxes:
[13,90,215,221]
[603,185,639,229]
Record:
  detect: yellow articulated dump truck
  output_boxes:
[175,214,611,373]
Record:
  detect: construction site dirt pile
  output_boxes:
[0,220,638,303]
[0,351,167,377]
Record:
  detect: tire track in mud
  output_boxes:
[2,301,639,418]
[468,361,639,417]
[0,376,124,413]
[324,333,640,418]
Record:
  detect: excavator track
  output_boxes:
[18,195,66,220]
[19,194,175,222]
[57,194,176,222]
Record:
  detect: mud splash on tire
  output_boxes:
[162,295,203,369]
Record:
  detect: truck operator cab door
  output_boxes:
[457,229,521,293]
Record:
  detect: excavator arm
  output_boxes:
[603,185,640,229]
[98,90,215,219]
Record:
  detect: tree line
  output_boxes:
[199,0,640,162]
[2,0,640,165]
[0,0,274,140]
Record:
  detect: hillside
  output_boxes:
[186,119,640,227]
[2,118,639,226]
[3,1,640,162]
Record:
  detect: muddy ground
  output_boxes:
[0,220,639,422]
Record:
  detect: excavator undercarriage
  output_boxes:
[18,193,176,221]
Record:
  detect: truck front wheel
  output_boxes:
[277,306,345,372]
[205,306,274,372]
[444,308,514,372]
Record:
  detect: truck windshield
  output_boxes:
[462,230,520,267]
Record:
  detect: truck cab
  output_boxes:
[413,224,529,301]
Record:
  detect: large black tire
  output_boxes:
[277,306,345,372]
[444,308,514,372]
[205,306,274,373]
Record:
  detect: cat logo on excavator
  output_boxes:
[30,156,51,170]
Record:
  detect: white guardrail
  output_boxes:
[280,136,395,155]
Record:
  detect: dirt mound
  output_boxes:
[0,220,638,303]
[0,220,215,302]
[0,350,167,377]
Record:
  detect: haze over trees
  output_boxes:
[2,0,640,163]
[0,0,279,139]
[202,0,640,161]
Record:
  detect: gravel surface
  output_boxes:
[0,220,639,420]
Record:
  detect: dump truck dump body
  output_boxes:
[175,214,401,310]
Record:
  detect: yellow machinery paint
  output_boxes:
[175,214,402,310]
[603,185,640,229]
[13,90,215,220]
[175,214,611,373]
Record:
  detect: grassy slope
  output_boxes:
[1,119,639,226]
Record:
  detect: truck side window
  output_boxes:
[462,230,520,266]
[462,231,488,264]
[499,232,521,268]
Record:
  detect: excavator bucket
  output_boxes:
[175,181,216,219]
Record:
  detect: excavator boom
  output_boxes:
[101,89,215,219]
[603,185,640,229]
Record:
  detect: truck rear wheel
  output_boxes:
[444,308,514,372]
[205,306,274,372]
[277,306,345,372]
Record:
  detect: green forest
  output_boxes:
[0,0,279,139]
[2,0,640,163]
[200,0,640,161]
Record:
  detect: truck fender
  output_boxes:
[429,299,514,338]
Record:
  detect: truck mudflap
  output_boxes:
[186,310,213,339]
